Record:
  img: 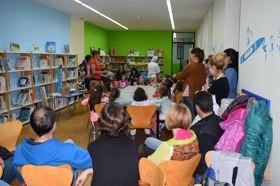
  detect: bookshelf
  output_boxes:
[100,55,164,78]
[0,51,79,124]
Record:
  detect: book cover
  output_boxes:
[0,76,6,92]
[46,42,56,53]
[64,44,70,53]
[3,58,10,71]
[10,42,20,52]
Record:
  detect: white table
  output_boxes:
[119,85,156,101]
[119,85,160,138]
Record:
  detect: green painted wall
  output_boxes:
[108,31,172,75]
[84,22,109,56]
[83,23,173,75]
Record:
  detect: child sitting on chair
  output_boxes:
[130,87,155,136]
[119,74,128,88]
[137,76,146,86]
[145,104,199,165]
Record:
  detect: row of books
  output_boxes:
[67,70,76,79]
[0,96,7,111]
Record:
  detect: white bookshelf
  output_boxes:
[0,51,79,124]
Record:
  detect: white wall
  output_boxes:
[70,16,84,62]
[196,0,240,54]
[239,0,280,184]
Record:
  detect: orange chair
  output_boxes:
[20,164,73,186]
[126,105,157,133]
[159,154,201,186]
[88,104,105,143]
[0,120,22,151]
[0,165,3,178]
[139,158,166,186]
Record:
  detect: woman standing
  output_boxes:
[208,52,230,105]
[174,48,207,119]
[224,48,238,99]
[91,50,108,82]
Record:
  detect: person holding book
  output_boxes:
[91,50,108,82]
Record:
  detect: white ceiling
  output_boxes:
[32,0,213,31]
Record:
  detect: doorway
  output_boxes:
[172,32,195,74]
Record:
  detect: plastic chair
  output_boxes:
[0,120,22,151]
[88,104,105,143]
[139,158,166,186]
[159,154,201,186]
[205,151,255,172]
[127,105,157,134]
[20,164,73,186]
[0,165,3,178]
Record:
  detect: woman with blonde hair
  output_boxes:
[145,103,199,165]
[207,52,230,105]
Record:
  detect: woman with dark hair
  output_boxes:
[87,103,138,186]
[115,65,126,81]
[128,67,139,85]
[224,48,238,99]
[131,87,155,136]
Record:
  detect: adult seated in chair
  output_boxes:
[190,91,224,175]
[13,107,93,184]
[87,103,138,186]
[0,149,16,185]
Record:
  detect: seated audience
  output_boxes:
[13,107,92,183]
[207,52,230,105]
[128,67,139,85]
[109,88,132,105]
[131,87,155,136]
[87,103,138,186]
[138,75,146,86]
[153,86,173,121]
[190,91,224,175]
[146,104,199,165]
[120,74,129,88]
[115,65,126,81]
[172,80,183,103]
[0,147,16,184]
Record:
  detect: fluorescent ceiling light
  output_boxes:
[74,0,128,30]
[166,0,175,30]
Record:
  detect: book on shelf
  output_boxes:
[64,44,70,54]
[2,58,10,71]
[0,96,7,111]
[39,57,50,68]
[19,106,34,122]
[67,70,76,79]
[40,72,51,84]
[0,76,6,92]
[16,56,31,70]
[0,57,5,72]
[147,49,155,57]
[10,42,20,52]
[15,90,33,107]
[18,75,32,87]
[55,57,63,67]
[46,42,56,53]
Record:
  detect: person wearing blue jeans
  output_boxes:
[1,157,16,184]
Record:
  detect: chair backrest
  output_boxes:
[159,154,201,186]
[139,158,166,186]
[0,120,22,151]
[205,151,255,172]
[21,164,73,186]
[0,165,3,178]
[94,104,105,116]
[127,105,157,129]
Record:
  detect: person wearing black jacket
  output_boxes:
[190,91,224,175]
